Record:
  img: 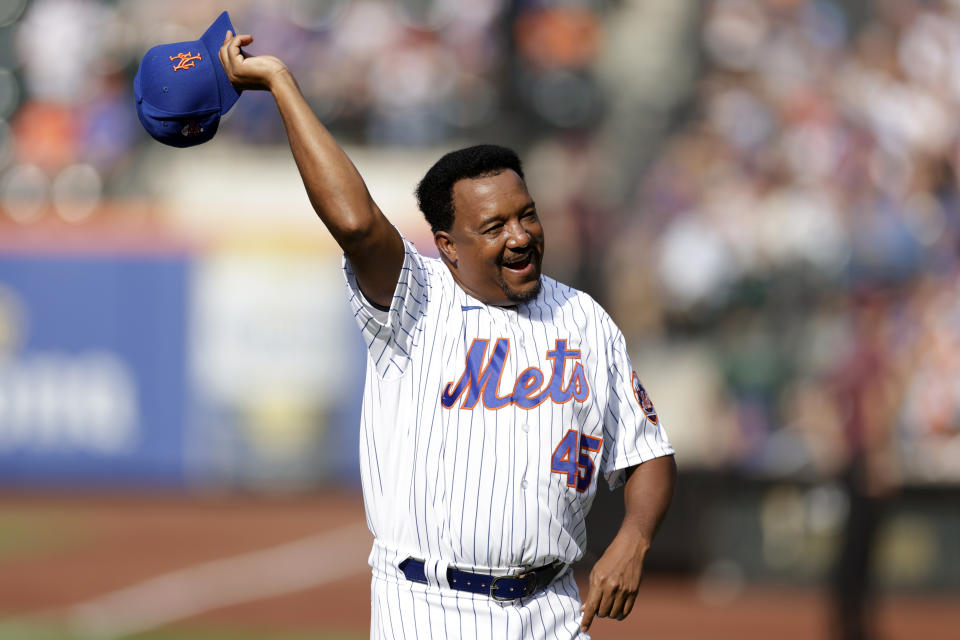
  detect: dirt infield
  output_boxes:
[0,492,957,640]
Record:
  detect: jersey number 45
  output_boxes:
[551,429,602,492]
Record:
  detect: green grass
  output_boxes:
[132,630,366,640]
[0,621,367,640]
[0,510,87,561]
[131,628,367,640]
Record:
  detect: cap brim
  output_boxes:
[200,11,241,114]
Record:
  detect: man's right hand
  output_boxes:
[218,31,289,92]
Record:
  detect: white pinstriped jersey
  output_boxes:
[343,237,673,638]
[344,236,673,567]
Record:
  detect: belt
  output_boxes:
[399,557,567,601]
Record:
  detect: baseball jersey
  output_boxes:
[343,236,674,576]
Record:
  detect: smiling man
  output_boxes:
[425,156,544,306]
[218,30,676,640]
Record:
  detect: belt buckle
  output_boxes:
[490,571,536,601]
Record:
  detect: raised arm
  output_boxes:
[218,32,403,307]
[580,454,677,632]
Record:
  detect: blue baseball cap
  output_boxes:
[134,11,242,147]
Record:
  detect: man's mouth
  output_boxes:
[502,253,534,272]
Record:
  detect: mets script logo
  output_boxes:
[442,338,589,410]
[170,51,202,71]
[631,371,658,425]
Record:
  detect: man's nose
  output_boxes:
[505,219,531,248]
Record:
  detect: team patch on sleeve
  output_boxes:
[631,371,659,424]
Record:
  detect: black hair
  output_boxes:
[415,144,525,233]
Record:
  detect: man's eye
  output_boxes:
[484,224,502,234]
[523,210,537,219]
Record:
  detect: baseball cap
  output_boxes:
[134,11,241,147]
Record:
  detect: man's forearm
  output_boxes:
[268,69,380,246]
[579,454,676,631]
[619,454,677,550]
[266,68,403,304]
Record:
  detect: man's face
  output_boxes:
[435,170,545,306]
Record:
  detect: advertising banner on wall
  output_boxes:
[0,255,189,486]
[183,248,364,489]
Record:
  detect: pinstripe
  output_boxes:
[409,322,427,554]
[487,593,495,640]
[392,583,407,640]
[449,304,471,559]
[530,293,551,561]
[417,302,444,557]
[457,373,478,560]
[430,283,457,556]
[472,579,481,640]
[422,567,438,640]
[519,399,529,563]
[404,582,420,640]
[542,579,564,640]
[375,332,391,367]
[438,585,451,640]
[514,306,538,561]
[370,579,379,639]
[364,393,384,493]
[479,384,497,566]
[532,591,549,640]
[450,586,464,640]
[521,305,546,563]
[383,588,398,640]
[372,582,380,639]
[378,581,398,640]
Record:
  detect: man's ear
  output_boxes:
[434,231,457,268]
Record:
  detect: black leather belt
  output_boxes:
[399,557,566,601]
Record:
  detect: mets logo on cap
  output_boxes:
[631,371,658,425]
[170,51,203,72]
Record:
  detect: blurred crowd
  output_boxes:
[0,0,610,224]
[607,0,960,483]
[1,0,959,483]
[0,0,500,218]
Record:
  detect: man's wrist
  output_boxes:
[266,66,295,94]
[614,523,653,556]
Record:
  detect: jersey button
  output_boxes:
[520,479,528,490]
[521,424,530,433]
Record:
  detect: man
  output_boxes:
[829,293,901,640]
[218,30,676,639]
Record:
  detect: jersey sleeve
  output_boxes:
[600,325,675,490]
[342,236,429,378]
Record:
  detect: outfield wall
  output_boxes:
[0,232,366,489]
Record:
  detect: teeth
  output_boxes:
[505,255,530,266]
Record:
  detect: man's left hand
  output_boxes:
[579,529,648,632]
